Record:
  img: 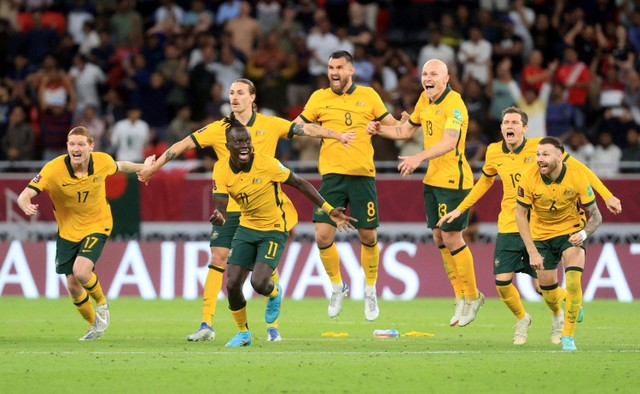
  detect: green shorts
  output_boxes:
[423,184,470,231]
[210,212,241,248]
[494,233,537,278]
[55,233,108,275]
[534,234,584,270]
[228,226,289,270]
[312,174,379,228]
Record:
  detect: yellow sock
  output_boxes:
[451,245,478,301]
[540,283,564,315]
[496,280,526,320]
[319,243,342,284]
[271,269,280,285]
[563,268,583,336]
[439,245,464,299]
[361,242,379,286]
[230,305,249,332]
[202,265,224,325]
[71,290,95,325]
[83,273,106,305]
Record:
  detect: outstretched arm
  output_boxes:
[117,155,155,173]
[284,172,356,232]
[290,122,355,147]
[366,118,419,140]
[138,136,196,183]
[566,155,621,214]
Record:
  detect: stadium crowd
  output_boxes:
[1,0,640,175]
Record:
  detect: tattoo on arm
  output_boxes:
[583,204,603,237]
[292,123,305,136]
[165,149,177,162]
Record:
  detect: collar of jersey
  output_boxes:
[229,154,254,174]
[502,137,527,154]
[430,84,452,104]
[64,154,95,178]
[333,83,357,96]
[246,111,257,126]
[541,162,567,185]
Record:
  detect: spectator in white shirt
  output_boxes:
[417,28,456,77]
[458,26,492,86]
[591,131,623,177]
[110,107,150,162]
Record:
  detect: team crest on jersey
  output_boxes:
[517,186,524,197]
[256,129,266,136]
[253,178,262,183]
[315,207,324,215]
[32,174,42,184]
[494,258,500,268]
[563,189,576,196]
[436,109,443,115]
[93,176,103,182]
[453,109,463,121]
[356,101,365,106]
[524,156,535,163]
[210,230,219,240]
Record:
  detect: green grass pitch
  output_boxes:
[1,297,639,393]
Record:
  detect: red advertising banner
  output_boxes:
[1,241,638,301]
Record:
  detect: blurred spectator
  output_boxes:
[2,106,36,161]
[564,20,599,67]
[597,105,638,149]
[440,12,464,51]
[252,30,287,69]
[102,87,126,128]
[508,0,535,58]
[166,105,197,147]
[24,10,60,66]
[69,53,107,114]
[146,12,183,41]
[39,101,73,161]
[182,0,213,35]
[153,0,184,27]
[492,17,525,76]
[465,119,488,172]
[224,1,261,60]
[110,107,149,162]
[347,2,372,47]
[53,32,79,71]
[0,0,19,32]
[204,82,227,121]
[609,24,635,73]
[187,32,216,70]
[334,27,355,57]
[188,44,217,122]
[135,71,171,142]
[0,84,12,143]
[155,42,189,116]
[463,78,490,127]
[591,130,622,177]
[621,128,640,173]
[306,14,340,87]
[286,32,313,108]
[108,0,144,48]
[209,44,244,102]
[89,29,116,74]
[256,0,281,34]
[597,65,625,111]
[510,60,557,138]
[417,28,456,77]
[352,44,374,86]
[546,83,575,140]
[3,53,36,107]
[458,26,492,86]
[565,131,595,164]
[246,51,296,117]
[530,13,559,64]
[78,20,100,56]
[521,49,548,95]
[555,46,591,130]
[487,57,518,138]
[140,33,165,71]
[623,70,640,124]
[66,0,96,45]
[216,0,241,28]
[73,104,107,152]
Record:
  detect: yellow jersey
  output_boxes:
[191,111,295,212]
[459,137,613,234]
[408,85,472,190]
[516,162,596,240]
[28,152,118,242]
[299,84,389,177]
[212,153,298,232]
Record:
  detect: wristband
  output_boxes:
[578,230,587,241]
[321,201,334,214]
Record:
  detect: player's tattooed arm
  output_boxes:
[165,149,177,162]
[583,203,603,237]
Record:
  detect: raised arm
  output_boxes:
[117,155,155,174]
[366,115,418,140]
[284,172,356,232]
[565,155,621,214]
[138,135,196,183]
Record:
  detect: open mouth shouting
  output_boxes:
[238,147,251,162]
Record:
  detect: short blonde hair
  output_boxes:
[68,126,94,144]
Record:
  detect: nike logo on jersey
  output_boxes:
[367,217,377,222]
[62,183,72,187]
